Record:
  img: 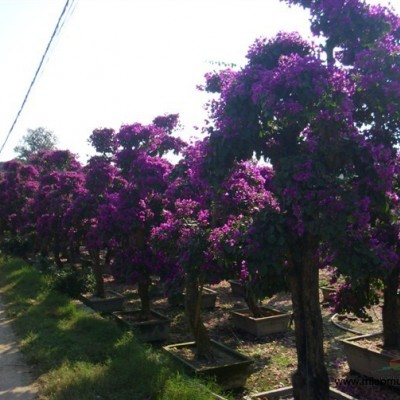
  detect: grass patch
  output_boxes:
[160,374,222,400]
[0,257,226,400]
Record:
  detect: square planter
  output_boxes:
[321,286,336,303]
[229,279,245,297]
[148,275,164,298]
[79,290,125,313]
[168,287,217,309]
[196,287,217,309]
[231,307,291,337]
[249,386,357,399]
[163,340,252,390]
[113,309,170,342]
[341,332,400,386]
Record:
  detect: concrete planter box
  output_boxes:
[113,309,170,342]
[341,333,400,386]
[163,340,252,390]
[148,276,164,298]
[168,287,217,309]
[231,307,291,337]
[149,282,164,298]
[249,386,357,399]
[79,290,125,313]
[196,287,217,309]
[229,279,245,297]
[321,286,336,303]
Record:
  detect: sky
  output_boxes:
[0,0,398,163]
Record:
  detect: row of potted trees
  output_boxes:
[1,0,400,397]
[0,120,293,390]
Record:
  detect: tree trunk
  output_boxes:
[68,243,81,264]
[105,248,112,268]
[61,246,69,260]
[185,278,214,361]
[382,268,400,349]
[289,237,329,400]
[325,38,335,65]
[53,242,63,268]
[91,249,105,298]
[244,284,264,318]
[39,237,49,257]
[138,277,151,320]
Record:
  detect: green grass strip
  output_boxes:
[0,257,226,400]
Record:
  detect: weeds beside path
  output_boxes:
[0,257,223,400]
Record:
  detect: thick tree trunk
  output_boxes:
[382,268,400,349]
[68,243,81,264]
[289,237,329,400]
[105,248,112,268]
[91,249,105,298]
[39,237,49,257]
[244,284,264,318]
[138,277,151,321]
[61,246,69,260]
[185,278,214,361]
[325,38,335,65]
[53,243,63,268]
[40,246,49,257]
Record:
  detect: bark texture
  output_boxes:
[244,285,264,318]
[185,278,213,361]
[289,237,329,400]
[382,268,400,349]
[138,278,151,320]
[91,249,105,298]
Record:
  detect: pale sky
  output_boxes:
[0,0,398,162]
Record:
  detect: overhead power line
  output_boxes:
[0,0,76,157]
[38,0,79,80]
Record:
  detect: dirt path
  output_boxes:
[0,297,38,399]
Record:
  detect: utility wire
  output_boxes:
[0,0,75,157]
[38,0,78,81]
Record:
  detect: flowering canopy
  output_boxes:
[0,160,39,236]
[30,151,84,265]
[200,0,400,396]
[105,115,186,286]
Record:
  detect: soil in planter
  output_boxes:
[235,308,282,318]
[81,290,122,302]
[118,312,163,324]
[114,310,170,342]
[80,290,125,313]
[354,336,400,358]
[169,345,241,370]
[168,288,217,309]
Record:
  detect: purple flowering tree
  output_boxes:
[209,161,287,318]
[152,141,283,358]
[201,0,399,396]
[106,114,185,319]
[152,198,214,358]
[331,150,400,341]
[152,140,221,359]
[65,128,125,297]
[0,160,39,256]
[309,0,400,352]
[30,150,85,267]
[284,0,400,351]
